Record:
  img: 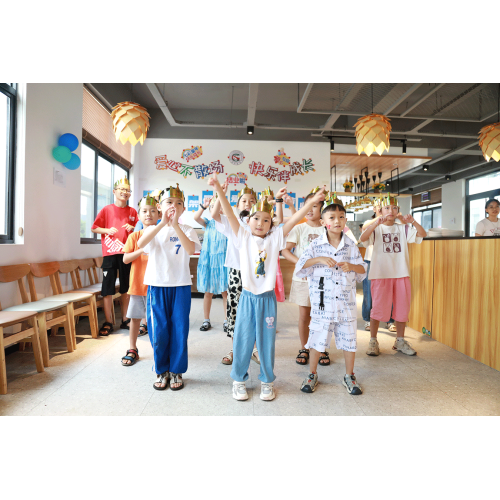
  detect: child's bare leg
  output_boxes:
[103,295,114,324]
[120,293,130,322]
[343,350,355,375]
[222,291,227,321]
[309,348,321,373]
[122,318,141,365]
[395,321,406,338]
[203,293,213,320]
[298,306,311,347]
[370,318,380,339]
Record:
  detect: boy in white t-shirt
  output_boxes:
[138,184,202,391]
[208,173,326,402]
[359,195,426,356]
[475,198,500,236]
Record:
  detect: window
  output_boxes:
[0,83,16,243]
[465,171,500,236]
[412,203,442,232]
[80,141,129,242]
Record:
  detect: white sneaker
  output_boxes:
[393,338,416,356]
[260,382,276,401]
[366,338,380,356]
[364,322,371,331]
[232,381,248,401]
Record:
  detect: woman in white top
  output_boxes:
[475,199,500,237]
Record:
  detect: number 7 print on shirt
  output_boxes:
[175,244,181,254]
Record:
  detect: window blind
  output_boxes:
[82,86,132,169]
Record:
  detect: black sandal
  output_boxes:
[200,320,211,331]
[170,373,184,391]
[99,321,114,336]
[153,372,169,391]
[296,349,310,365]
[138,323,148,337]
[319,351,331,366]
[120,318,131,330]
[121,348,139,366]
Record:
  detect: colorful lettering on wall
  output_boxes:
[201,190,213,206]
[227,172,248,184]
[230,190,239,207]
[154,155,168,170]
[188,195,199,212]
[274,148,291,167]
[228,150,245,165]
[247,158,315,184]
[193,160,225,180]
[181,146,203,162]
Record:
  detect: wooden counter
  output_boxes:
[408,238,500,371]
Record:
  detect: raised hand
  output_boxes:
[108,227,118,235]
[208,172,221,189]
[396,212,405,222]
[221,180,229,194]
[283,194,294,206]
[377,216,389,225]
[276,187,287,199]
[312,186,326,203]
[402,214,415,224]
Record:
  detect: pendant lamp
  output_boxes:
[111,101,151,146]
[354,113,392,157]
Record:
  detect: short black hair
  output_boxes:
[321,203,346,216]
[485,198,500,210]
[304,192,324,206]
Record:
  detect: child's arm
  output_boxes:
[283,194,297,215]
[272,187,286,225]
[301,256,337,269]
[138,206,172,249]
[400,214,427,238]
[171,206,196,255]
[359,216,387,243]
[208,173,239,236]
[282,187,326,236]
[295,244,336,279]
[193,203,208,228]
[337,261,366,275]
[123,248,145,265]
[282,241,298,264]
[210,179,228,223]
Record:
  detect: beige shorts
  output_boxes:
[289,280,311,307]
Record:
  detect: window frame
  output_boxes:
[465,170,500,237]
[80,140,130,244]
[0,83,17,244]
[412,203,442,230]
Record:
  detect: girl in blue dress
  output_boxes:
[194,195,229,332]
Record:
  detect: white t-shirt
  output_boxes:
[215,208,246,270]
[142,224,202,287]
[363,223,422,280]
[361,218,402,262]
[230,225,286,295]
[475,218,500,236]
[286,223,325,282]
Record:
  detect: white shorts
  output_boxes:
[126,295,147,319]
[289,280,311,307]
[305,319,357,352]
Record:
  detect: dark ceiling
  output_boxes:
[89,82,500,194]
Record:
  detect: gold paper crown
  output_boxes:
[321,191,345,211]
[373,196,383,206]
[237,185,257,199]
[380,194,398,207]
[262,187,274,198]
[310,186,321,195]
[114,178,131,189]
[159,183,185,202]
[138,194,157,208]
[249,196,275,218]
[149,188,162,201]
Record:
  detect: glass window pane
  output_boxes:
[97,156,113,214]
[468,171,500,196]
[433,208,442,229]
[413,211,422,225]
[470,195,500,236]
[113,164,127,187]
[0,92,8,235]
[80,144,95,238]
[422,210,433,232]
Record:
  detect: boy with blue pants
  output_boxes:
[138,184,201,391]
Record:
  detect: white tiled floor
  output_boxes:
[2,294,500,416]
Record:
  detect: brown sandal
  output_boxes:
[221,350,233,365]
[296,349,310,365]
[99,321,114,336]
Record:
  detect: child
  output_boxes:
[194,194,228,332]
[208,172,326,402]
[211,183,259,365]
[475,198,500,236]
[359,195,427,356]
[295,193,367,394]
[134,189,162,232]
[91,177,137,336]
[121,194,159,366]
[138,184,202,391]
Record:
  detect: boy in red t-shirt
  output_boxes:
[91,178,138,335]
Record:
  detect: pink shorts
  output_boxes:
[370,277,411,323]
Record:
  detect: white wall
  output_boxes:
[132,138,332,228]
[442,180,465,230]
[0,84,102,309]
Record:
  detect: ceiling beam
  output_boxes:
[400,83,446,117]
[247,83,259,127]
[431,83,487,117]
[426,141,479,165]
[335,83,365,111]
[320,113,342,134]
[297,83,314,113]
[408,118,433,133]
[382,83,423,115]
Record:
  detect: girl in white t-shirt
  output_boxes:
[475,198,500,237]
[208,173,326,402]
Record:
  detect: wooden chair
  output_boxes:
[28,262,98,348]
[0,264,72,368]
[0,309,44,394]
[55,260,99,339]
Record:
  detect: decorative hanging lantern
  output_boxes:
[478,123,500,162]
[111,101,151,146]
[354,113,392,157]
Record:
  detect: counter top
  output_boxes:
[423,235,499,240]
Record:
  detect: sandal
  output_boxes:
[200,320,211,331]
[319,351,331,366]
[221,350,233,365]
[251,347,260,365]
[138,323,148,337]
[120,318,131,330]
[153,372,169,391]
[99,321,114,336]
[121,348,139,366]
[170,373,184,391]
[296,349,310,365]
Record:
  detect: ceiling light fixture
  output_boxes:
[111,101,150,146]
[478,83,500,162]
[330,139,335,152]
[402,139,407,154]
[423,165,429,171]
[445,175,451,181]
[247,126,254,135]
